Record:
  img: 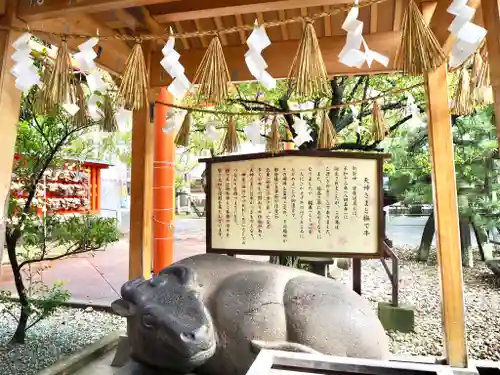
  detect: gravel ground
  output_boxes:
[332,246,500,360]
[0,306,125,375]
[0,246,499,375]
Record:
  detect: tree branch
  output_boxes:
[338,76,366,120]
[336,100,408,133]
[369,114,413,149]
[18,244,101,270]
[25,96,54,153]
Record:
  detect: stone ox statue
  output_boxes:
[112,254,389,375]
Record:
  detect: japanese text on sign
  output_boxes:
[210,155,381,255]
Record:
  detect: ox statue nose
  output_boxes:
[180,325,209,343]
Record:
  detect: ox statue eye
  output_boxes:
[142,313,155,328]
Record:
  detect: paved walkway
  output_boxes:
[0,235,208,306]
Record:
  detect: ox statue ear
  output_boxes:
[158,265,196,286]
[111,298,137,317]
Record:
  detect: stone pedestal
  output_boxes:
[111,335,131,367]
[377,302,415,333]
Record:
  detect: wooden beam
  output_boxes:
[0,0,22,277]
[150,31,401,87]
[421,1,437,23]
[28,16,130,76]
[152,0,353,23]
[482,0,500,144]
[370,3,378,33]
[114,8,143,31]
[235,14,248,44]
[139,6,168,46]
[16,0,180,22]
[424,63,467,368]
[194,19,209,48]
[214,17,228,45]
[129,42,155,280]
[392,0,403,31]
[256,12,265,24]
[173,21,190,50]
[278,10,290,40]
[429,0,481,53]
[141,6,165,34]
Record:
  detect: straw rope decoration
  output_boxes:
[371,100,387,141]
[155,82,425,116]
[394,0,446,75]
[452,66,473,116]
[175,111,193,147]
[101,95,118,132]
[34,63,53,114]
[288,20,331,98]
[43,38,73,110]
[317,111,336,149]
[118,41,149,110]
[469,52,483,90]
[73,81,88,128]
[266,116,283,153]
[477,53,491,89]
[221,117,240,153]
[192,36,233,104]
[469,53,487,107]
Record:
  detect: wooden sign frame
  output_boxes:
[200,150,389,258]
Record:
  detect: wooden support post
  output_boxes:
[129,42,154,280]
[482,0,500,146]
[424,64,467,368]
[0,0,22,277]
[153,88,175,273]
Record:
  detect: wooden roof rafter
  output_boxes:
[13,0,427,86]
[15,0,180,22]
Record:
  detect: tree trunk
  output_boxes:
[6,231,30,344]
[418,212,435,261]
[471,220,486,261]
[459,217,473,268]
[11,305,29,344]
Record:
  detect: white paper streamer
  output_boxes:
[339,4,389,69]
[244,120,264,145]
[447,0,487,68]
[75,38,107,94]
[10,33,40,93]
[245,21,276,89]
[161,36,191,100]
[292,118,313,147]
[88,94,103,121]
[62,102,80,116]
[205,123,221,141]
[115,107,133,131]
[162,122,176,135]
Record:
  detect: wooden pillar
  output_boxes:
[424,64,467,368]
[482,0,500,145]
[153,88,175,272]
[129,41,154,280]
[0,1,22,277]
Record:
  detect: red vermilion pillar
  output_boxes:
[153,88,175,272]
